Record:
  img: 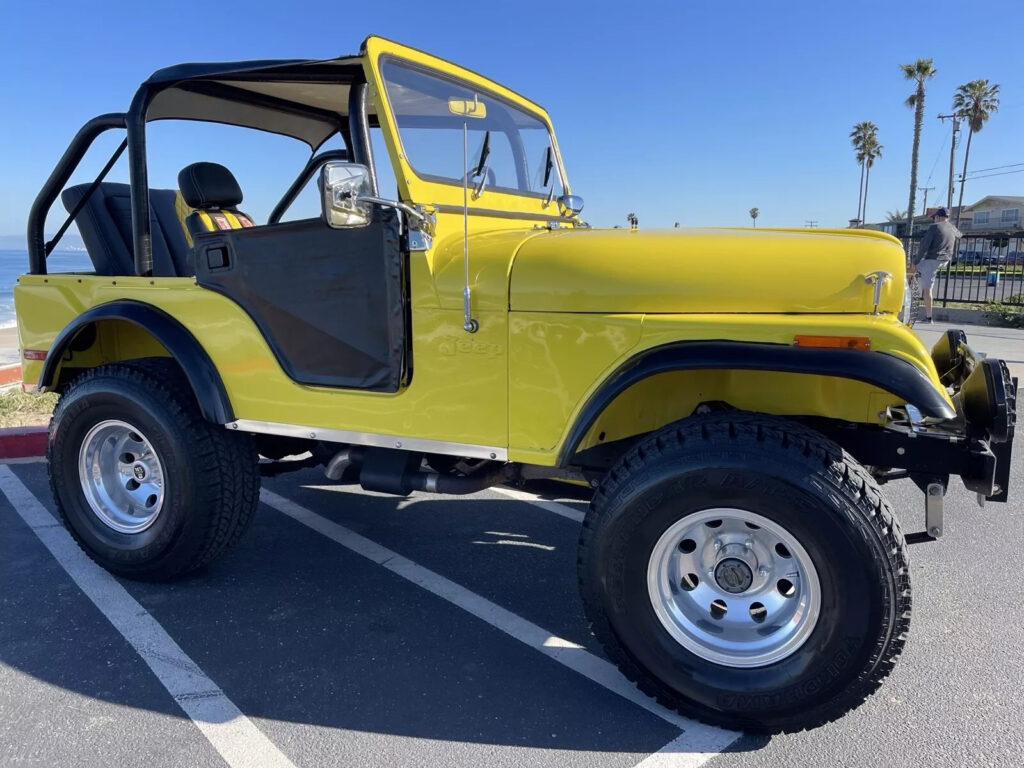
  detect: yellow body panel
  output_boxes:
[506,311,949,464]
[14,38,954,473]
[15,275,508,448]
[511,227,907,314]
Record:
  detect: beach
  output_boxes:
[0,326,18,367]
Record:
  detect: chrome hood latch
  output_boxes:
[864,270,893,314]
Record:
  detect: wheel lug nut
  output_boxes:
[759,566,768,577]
[713,539,723,551]
[744,539,753,549]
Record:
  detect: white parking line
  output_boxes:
[0,466,296,768]
[490,485,586,523]
[261,488,740,765]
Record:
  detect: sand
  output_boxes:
[0,327,18,366]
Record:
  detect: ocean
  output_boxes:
[0,249,92,328]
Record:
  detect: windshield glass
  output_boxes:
[379,60,563,199]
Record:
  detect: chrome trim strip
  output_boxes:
[432,204,576,224]
[226,418,507,461]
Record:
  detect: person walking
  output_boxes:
[909,207,961,323]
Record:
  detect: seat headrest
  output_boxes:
[178,162,243,209]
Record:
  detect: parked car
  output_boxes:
[18,36,1016,734]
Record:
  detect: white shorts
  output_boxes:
[917,259,947,291]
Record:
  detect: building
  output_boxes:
[863,195,1024,238]
[952,196,1024,232]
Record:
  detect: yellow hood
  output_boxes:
[509,227,907,314]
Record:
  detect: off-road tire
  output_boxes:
[578,412,911,733]
[48,360,259,581]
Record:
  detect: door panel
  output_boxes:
[193,208,406,392]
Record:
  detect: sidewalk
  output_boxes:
[913,320,1024,381]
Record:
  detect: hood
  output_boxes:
[509,227,907,314]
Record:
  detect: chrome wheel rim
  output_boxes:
[647,508,821,668]
[78,420,165,534]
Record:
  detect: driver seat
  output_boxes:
[178,162,256,240]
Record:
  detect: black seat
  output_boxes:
[61,182,191,276]
[177,162,255,238]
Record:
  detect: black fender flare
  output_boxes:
[39,299,233,424]
[557,340,955,466]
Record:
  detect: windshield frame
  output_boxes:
[370,51,568,210]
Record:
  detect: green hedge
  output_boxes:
[983,295,1024,328]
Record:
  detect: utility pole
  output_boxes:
[938,113,961,210]
[805,220,818,228]
[918,186,934,216]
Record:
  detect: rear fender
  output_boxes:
[39,300,233,423]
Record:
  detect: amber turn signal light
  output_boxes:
[793,335,871,351]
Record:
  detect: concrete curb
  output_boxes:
[0,426,47,459]
[932,307,988,324]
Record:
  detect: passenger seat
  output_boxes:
[177,162,256,239]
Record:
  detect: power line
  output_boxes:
[924,130,948,185]
[958,168,1024,181]
[964,162,1024,176]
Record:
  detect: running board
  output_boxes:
[227,418,508,462]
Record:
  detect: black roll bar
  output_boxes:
[26,113,126,274]
[268,148,350,224]
[348,80,378,195]
[127,88,154,276]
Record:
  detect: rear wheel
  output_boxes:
[578,412,911,733]
[49,361,259,580]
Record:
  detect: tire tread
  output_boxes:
[578,411,911,734]
[48,360,259,580]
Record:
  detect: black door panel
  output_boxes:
[193,209,406,392]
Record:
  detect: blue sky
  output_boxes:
[1,0,1021,236]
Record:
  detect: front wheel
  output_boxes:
[49,361,260,581]
[578,412,911,733]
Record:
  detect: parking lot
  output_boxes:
[2,397,1022,768]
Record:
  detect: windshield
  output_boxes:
[379,60,564,199]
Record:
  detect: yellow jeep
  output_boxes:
[17,36,1016,732]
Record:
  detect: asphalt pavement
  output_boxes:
[1,322,1022,767]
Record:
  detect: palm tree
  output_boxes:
[859,130,883,224]
[850,121,876,224]
[749,207,759,227]
[886,209,907,223]
[900,58,937,242]
[953,79,1000,227]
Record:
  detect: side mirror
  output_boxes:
[557,194,584,217]
[321,162,372,228]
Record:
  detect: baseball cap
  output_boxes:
[932,207,949,218]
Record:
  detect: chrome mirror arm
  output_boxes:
[356,195,432,232]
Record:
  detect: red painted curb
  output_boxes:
[0,364,22,386]
[0,426,48,459]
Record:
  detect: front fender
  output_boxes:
[556,340,956,466]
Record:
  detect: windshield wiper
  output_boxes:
[542,146,555,207]
[471,130,491,200]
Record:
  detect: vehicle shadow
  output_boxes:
[1,464,768,758]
